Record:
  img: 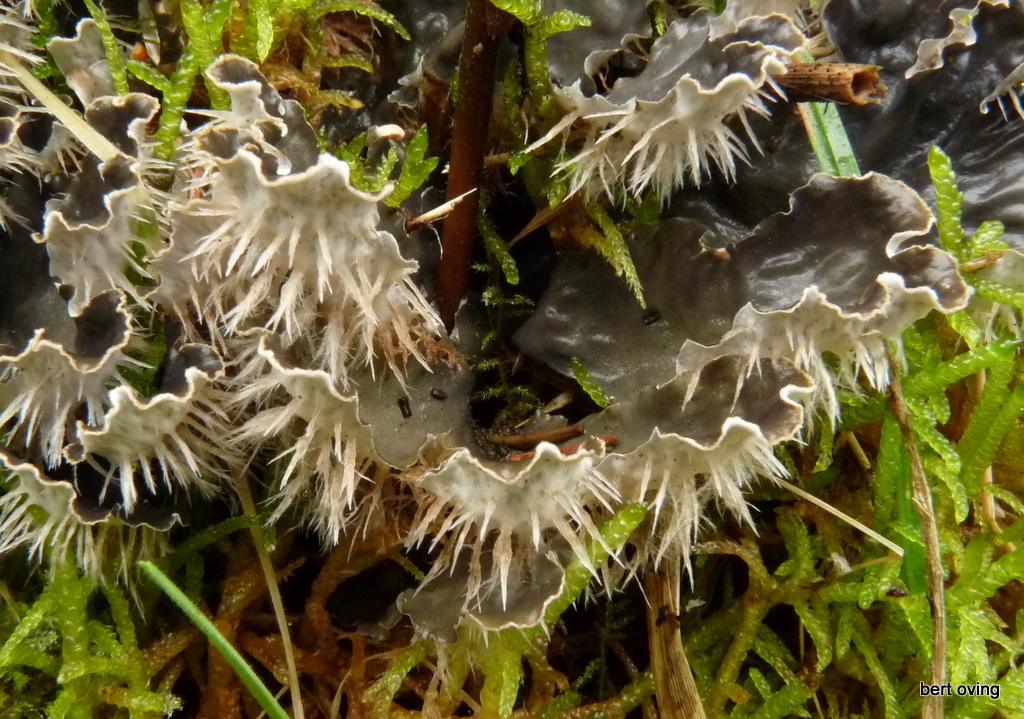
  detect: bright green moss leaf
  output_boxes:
[928,145,965,253]
[385,126,439,207]
[82,0,128,95]
[536,9,590,39]
[479,209,520,285]
[304,0,409,38]
[364,641,431,719]
[585,203,645,307]
[490,0,542,24]
[571,357,612,408]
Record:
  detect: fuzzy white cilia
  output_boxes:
[410,442,618,610]
[158,134,441,387]
[529,12,805,202]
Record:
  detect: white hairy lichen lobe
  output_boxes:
[411,442,617,608]
[160,138,441,385]
[533,12,805,202]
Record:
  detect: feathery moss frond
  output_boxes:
[584,202,645,307]
[928,145,965,253]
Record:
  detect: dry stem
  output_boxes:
[886,347,946,719]
[235,472,306,719]
[646,554,708,719]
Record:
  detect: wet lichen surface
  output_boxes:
[3,0,1024,718]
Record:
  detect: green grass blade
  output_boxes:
[137,561,290,719]
[800,101,860,177]
[163,514,258,574]
[793,51,859,177]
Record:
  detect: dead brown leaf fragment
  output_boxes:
[775,62,888,104]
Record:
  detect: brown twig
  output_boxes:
[645,554,708,719]
[886,347,946,719]
[486,424,585,449]
[505,435,618,462]
[144,626,203,677]
[436,0,512,330]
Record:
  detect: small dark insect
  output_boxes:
[398,396,412,418]
[642,309,662,325]
[430,388,448,401]
[655,605,680,628]
[886,587,909,598]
